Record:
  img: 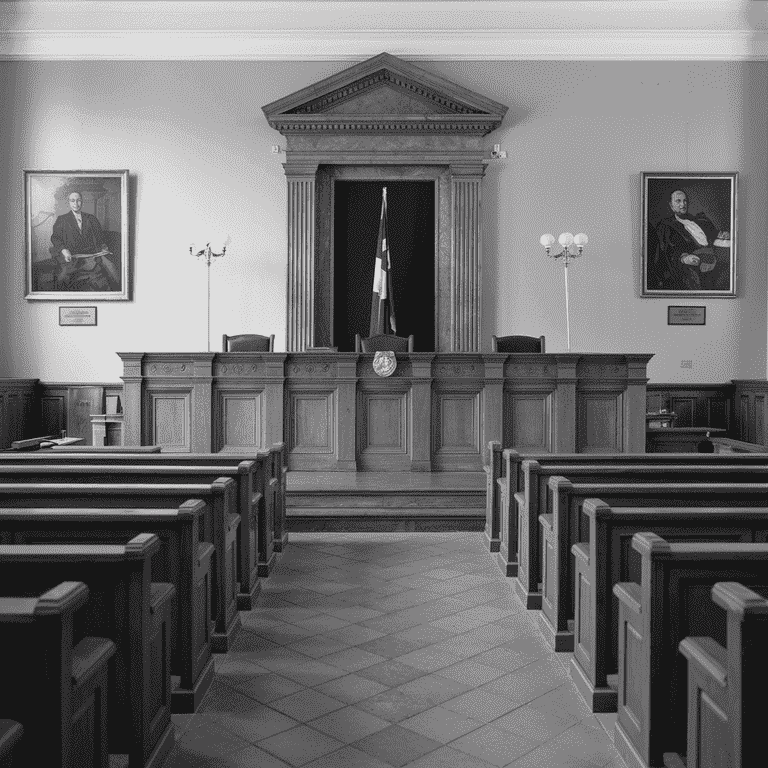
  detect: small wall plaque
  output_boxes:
[668,306,706,325]
[59,306,97,326]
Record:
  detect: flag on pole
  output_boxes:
[369,187,397,336]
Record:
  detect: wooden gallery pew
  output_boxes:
[0,461,263,608]
[518,463,768,609]
[541,478,768,652]
[0,480,241,652]
[0,582,114,768]
[0,536,175,768]
[485,444,768,571]
[0,502,215,713]
[613,534,768,768]
[0,720,23,768]
[663,582,768,768]
[0,445,287,595]
[570,501,768,712]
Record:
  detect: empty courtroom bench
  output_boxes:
[0,479,240,652]
[613,534,768,768]
[541,478,768,652]
[1,582,115,768]
[0,501,214,713]
[570,500,768,712]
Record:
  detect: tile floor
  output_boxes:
[161,532,626,768]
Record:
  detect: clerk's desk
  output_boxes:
[119,352,653,470]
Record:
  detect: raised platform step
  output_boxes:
[286,471,486,532]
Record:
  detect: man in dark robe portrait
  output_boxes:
[649,188,731,291]
[50,191,120,291]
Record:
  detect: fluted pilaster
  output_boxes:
[450,166,484,351]
[285,165,318,351]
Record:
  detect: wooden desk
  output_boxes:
[119,352,652,470]
[646,426,727,453]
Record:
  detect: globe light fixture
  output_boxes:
[540,232,588,352]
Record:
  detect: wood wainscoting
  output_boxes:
[646,383,733,432]
[0,379,38,449]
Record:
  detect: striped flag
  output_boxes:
[369,187,397,336]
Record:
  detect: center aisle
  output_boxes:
[163,533,625,768]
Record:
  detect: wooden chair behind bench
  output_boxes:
[0,582,114,768]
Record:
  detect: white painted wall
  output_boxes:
[0,60,765,384]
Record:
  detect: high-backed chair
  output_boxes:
[355,333,414,353]
[492,334,545,353]
[222,334,275,352]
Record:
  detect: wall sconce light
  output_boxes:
[540,232,588,352]
[190,240,228,353]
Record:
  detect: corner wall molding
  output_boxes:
[2,2,768,61]
[3,29,768,61]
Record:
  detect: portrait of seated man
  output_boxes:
[649,188,731,291]
[49,191,120,292]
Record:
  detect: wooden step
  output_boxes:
[286,471,486,532]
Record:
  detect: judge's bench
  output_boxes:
[119,352,652,468]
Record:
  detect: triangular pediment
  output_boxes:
[263,53,507,135]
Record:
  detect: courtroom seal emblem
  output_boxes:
[373,351,397,378]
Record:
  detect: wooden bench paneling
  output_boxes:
[663,582,768,768]
[488,448,768,576]
[0,720,23,767]
[0,447,287,597]
[0,535,175,768]
[0,502,215,713]
[613,534,768,768]
[541,479,768,652]
[518,463,768,609]
[0,461,262,609]
[0,480,240,652]
[570,502,768,713]
[0,582,114,768]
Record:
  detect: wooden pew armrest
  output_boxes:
[150,582,176,615]
[71,636,116,688]
[226,513,241,533]
[0,720,23,756]
[662,753,687,768]
[197,542,214,568]
[513,492,524,507]
[613,581,641,614]
[572,542,590,566]
[679,636,727,687]
[538,513,553,532]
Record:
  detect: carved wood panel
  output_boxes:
[432,391,480,470]
[217,392,263,451]
[503,392,552,453]
[288,391,336,455]
[577,392,623,453]
[41,395,66,436]
[150,392,190,452]
[358,391,409,470]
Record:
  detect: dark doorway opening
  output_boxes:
[333,180,435,352]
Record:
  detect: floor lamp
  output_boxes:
[540,232,588,352]
[190,241,227,352]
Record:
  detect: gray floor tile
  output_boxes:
[174,534,634,768]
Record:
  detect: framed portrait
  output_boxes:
[641,172,737,298]
[25,170,129,301]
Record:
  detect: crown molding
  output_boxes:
[2,1,768,61]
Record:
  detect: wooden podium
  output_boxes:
[119,352,652,468]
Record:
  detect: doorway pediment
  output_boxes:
[263,52,506,135]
